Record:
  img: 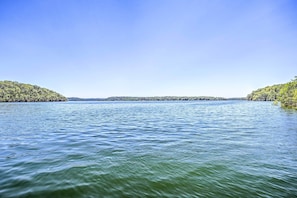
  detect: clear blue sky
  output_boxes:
[1,0,297,98]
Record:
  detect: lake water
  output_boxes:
[0,101,296,197]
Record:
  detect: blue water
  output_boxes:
[0,101,297,197]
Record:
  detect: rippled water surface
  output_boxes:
[0,101,297,197]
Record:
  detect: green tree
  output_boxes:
[0,81,67,102]
[278,77,297,109]
[248,77,297,109]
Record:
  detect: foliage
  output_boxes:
[68,96,227,101]
[247,77,297,109]
[278,77,297,109]
[0,81,67,102]
[247,84,282,101]
[105,96,226,101]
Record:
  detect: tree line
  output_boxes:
[105,96,227,101]
[247,77,297,109]
[68,96,228,101]
[0,81,67,102]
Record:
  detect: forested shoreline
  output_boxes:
[1,78,296,109]
[68,96,229,101]
[0,81,67,102]
[247,77,297,109]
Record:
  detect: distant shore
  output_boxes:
[68,96,247,101]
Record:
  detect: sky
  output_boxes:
[0,0,297,98]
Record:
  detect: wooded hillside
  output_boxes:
[247,84,282,101]
[247,77,297,109]
[0,81,67,102]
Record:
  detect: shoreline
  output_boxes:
[67,96,247,102]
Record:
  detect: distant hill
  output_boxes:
[68,96,227,101]
[0,81,67,102]
[247,77,297,109]
[105,96,227,101]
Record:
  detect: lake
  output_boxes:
[0,101,296,197]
